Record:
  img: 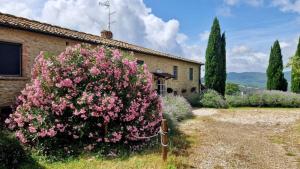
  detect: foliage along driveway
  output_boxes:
[180,108,300,169]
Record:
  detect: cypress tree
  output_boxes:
[204,18,226,95]
[266,40,288,91]
[220,33,227,96]
[291,37,300,93]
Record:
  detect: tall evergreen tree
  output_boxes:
[220,33,227,96]
[291,37,300,93]
[204,18,226,95]
[266,40,288,91]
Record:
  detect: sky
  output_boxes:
[1,0,300,73]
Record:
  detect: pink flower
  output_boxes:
[4,118,11,124]
[90,66,100,76]
[59,78,73,88]
[74,77,83,84]
[29,126,37,133]
[16,131,27,143]
[47,128,57,137]
[8,45,162,147]
[112,49,121,60]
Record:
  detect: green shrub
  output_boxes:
[225,83,240,95]
[199,90,228,108]
[0,130,27,169]
[186,93,202,107]
[226,95,249,107]
[162,96,192,126]
[226,90,300,108]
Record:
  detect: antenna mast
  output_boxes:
[99,0,116,31]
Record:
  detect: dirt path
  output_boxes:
[180,108,300,169]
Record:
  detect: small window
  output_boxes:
[0,41,22,76]
[173,66,178,80]
[189,68,193,81]
[137,60,144,65]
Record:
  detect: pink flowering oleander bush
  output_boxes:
[5,44,162,157]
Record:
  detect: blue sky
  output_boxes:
[1,0,300,73]
[145,0,300,72]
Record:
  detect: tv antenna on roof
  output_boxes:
[99,0,116,31]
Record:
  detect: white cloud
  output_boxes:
[0,0,43,18]
[272,0,300,14]
[0,0,203,63]
[217,6,233,17]
[224,0,264,6]
[279,41,291,49]
[228,45,269,72]
[199,30,210,41]
[224,0,240,6]
[227,37,299,72]
[246,0,264,6]
[231,45,250,55]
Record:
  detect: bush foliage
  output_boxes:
[0,130,27,169]
[186,90,228,108]
[186,93,202,107]
[200,90,228,108]
[225,83,240,95]
[226,90,300,108]
[162,95,192,123]
[5,45,162,156]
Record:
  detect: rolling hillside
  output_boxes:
[227,71,291,89]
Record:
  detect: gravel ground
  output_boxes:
[179,108,300,169]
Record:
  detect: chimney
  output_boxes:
[101,30,113,39]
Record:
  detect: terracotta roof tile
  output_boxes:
[0,12,203,65]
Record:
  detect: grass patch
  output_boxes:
[21,153,184,169]
[18,118,199,169]
[286,152,296,156]
[227,107,300,111]
[270,136,285,144]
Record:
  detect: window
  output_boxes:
[0,42,22,76]
[137,60,144,65]
[189,68,193,81]
[157,79,166,96]
[173,66,178,80]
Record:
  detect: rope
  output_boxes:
[132,132,160,139]
[132,127,169,147]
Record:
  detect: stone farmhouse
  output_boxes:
[0,12,203,108]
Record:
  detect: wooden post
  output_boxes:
[161,119,168,161]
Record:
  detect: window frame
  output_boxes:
[137,60,144,66]
[189,68,193,81]
[173,66,178,80]
[0,41,22,77]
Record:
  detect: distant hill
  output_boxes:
[227,71,291,89]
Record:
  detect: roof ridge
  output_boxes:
[0,12,203,65]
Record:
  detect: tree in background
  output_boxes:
[266,40,288,91]
[226,83,240,95]
[220,33,227,96]
[204,18,226,95]
[291,37,300,93]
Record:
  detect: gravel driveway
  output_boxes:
[180,108,300,169]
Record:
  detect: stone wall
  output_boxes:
[136,53,200,96]
[0,27,201,107]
